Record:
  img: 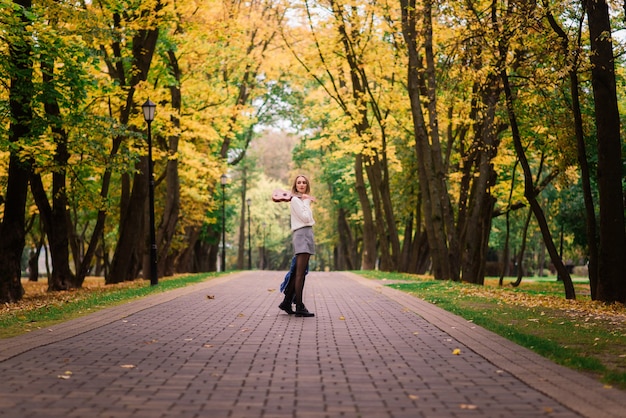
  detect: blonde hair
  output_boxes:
[291,175,311,195]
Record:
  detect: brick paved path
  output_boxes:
[0,271,623,418]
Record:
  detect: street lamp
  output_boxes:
[220,174,228,272]
[142,99,158,286]
[246,198,252,269]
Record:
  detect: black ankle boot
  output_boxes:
[278,299,295,315]
[295,304,314,317]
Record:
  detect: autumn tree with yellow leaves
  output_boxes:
[1,0,625,304]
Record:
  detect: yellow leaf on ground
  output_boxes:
[452,348,461,355]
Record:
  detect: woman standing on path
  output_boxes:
[278,175,315,318]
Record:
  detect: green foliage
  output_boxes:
[1,0,625,295]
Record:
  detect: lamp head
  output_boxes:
[142,99,156,122]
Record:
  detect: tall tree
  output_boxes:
[585,0,626,303]
[154,45,182,277]
[106,0,163,283]
[501,67,576,299]
[0,0,34,302]
[494,0,576,298]
[169,0,291,273]
[283,0,410,270]
[28,1,90,291]
[400,0,460,280]
[545,3,599,298]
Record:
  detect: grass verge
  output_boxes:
[0,273,220,339]
[356,270,626,390]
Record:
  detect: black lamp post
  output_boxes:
[142,99,158,286]
[220,174,227,272]
[246,198,251,269]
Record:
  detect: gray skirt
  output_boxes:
[293,226,315,255]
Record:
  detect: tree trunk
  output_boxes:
[0,0,33,303]
[501,68,576,299]
[173,226,202,273]
[107,11,161,283]
[109,156,149,283]
[237,174,248,270]
[546,4,599,298]
[157,49,182,277]
[27,242,42,282]
[30,175,75,290]
[156,129,181,276]
[499,163,518,286]
[31,53,76,291]
[510,207,533,288]
[193,240,214,272]
[421,0,460,280]
[77,2,162,285]
[400,0,459,281]
[336,207,356,270]
[75,134,122,286]
[401,214,430,275]
[355,155,377,270]
[0,151,30,303]
[399,212,414,273]
[327,0,399,270]
[459,75,500,284]
[363,156,392,270]
[585,0,626,303]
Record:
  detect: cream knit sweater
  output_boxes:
[290,196,315,231]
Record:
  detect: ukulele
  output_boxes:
[271,189,316,203]
[271,189,293,202]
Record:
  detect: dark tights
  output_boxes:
[285,253,310,307]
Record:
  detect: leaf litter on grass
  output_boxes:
[1,276,183,337]
[379,273,626,389]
